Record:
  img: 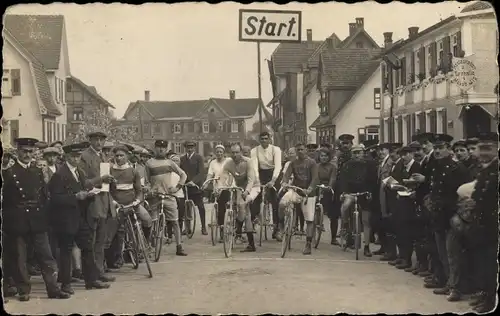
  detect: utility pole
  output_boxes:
[257,42,263,133]
[138,103,144,141]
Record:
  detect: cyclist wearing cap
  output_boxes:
[338,143,378,257]
[146,140,188,256]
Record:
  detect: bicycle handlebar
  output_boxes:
[280,185,308,195]
[202,177,219,188]
[260,185,277,191]
[215,186,245,193]
[115,200,141,210]
[151,192,178,199]
[342,191,371,198]
[317,185,334,193]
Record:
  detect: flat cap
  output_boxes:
[154,139,169,148]
[50,141,63,147]
[362,139,378,149]
[338,134,355,142]
[413,132,435,144]
[184,140,196,147]
[409,141,422,151]
[476,132,498,143]
[15,138,39,148]
[389,142,403,151]
[306,143,319,149]
[433,134,454,145]
[103,141,115,149]
[63,142,88,154]
[398,146,414,155]
[465,137,479,145]
[452,140,467,149]
[351,144,364,152]
[35,141,49,149]
[87,131,107,139]
[43,147,60,155]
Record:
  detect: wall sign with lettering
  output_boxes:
[238,9,302,43]
[452,58,478,92]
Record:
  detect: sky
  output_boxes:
[7,1,467,118]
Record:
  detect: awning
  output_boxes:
[458,104,499,118]
[455,93,498,117]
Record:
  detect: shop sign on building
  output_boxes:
[452,58,478,92]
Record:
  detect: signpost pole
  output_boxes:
[257,41,263,133]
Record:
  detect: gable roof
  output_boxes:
[3,28,61,116]
[123,98,266,120]
[68,76,115,109]
[340,28,381,49]
[460,1,493,13]
[3,15,64,70]
[306,33,342,68]
[271,40,323,75]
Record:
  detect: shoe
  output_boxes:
[372,248,385,255]
[3,286,17,297]
[331,240,340,246]
[363,246,372,257]
[424,276,435,283]
[424,281,445,289]
[275,232,283,242]
[413,265,426,275]
[18,294,30,302]
[404,266,417,273]
[98,275,116,282]
[302,242,312,255]
[176,245,187,256]
[72,269,82,279]
[240,245,256,252]
[446,289,461,302]
[469,293,486,307]
[201,227,208,235]
[433,287,450,295]
[388,258,402,266]
[395,261,412,270]
[418,270,432,277]
[85,281,110,290]
[48,290,71,299]
[473,300,495,313]
[60,284,75,295]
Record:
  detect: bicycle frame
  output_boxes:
[313,185,333,249]
[258,185,276,245]
[279,186,307,258]
[339,192,371,260]
[217,186,244,258]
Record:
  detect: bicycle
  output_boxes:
[147,191,179,262]
[313,185,334,249]
[339,191,371,260]
[115,200,153,278]
[202,177,221,246]
[278,185,308,258]
[257,185,276,246]
[182,183,198,239]
[216,186,245,258]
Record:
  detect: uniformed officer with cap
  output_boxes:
[2,138,70,301]
[409,141,424,164]
[466,132,498,313]
[363,139,379,161]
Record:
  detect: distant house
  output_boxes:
[121,90,272,156]
[66,76,115,137]
[2,15,71,145]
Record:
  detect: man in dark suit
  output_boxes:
[79,131,116,282]
[180,141,208,235]
[1,138,70,301]
[49,143,110,294]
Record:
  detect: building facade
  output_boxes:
[380,3,497,143]
[120,90,271,156]
[66,76,115,137]
[2,15,71,145]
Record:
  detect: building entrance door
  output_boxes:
[463,105,492,138]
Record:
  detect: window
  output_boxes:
[202,121,209,133]
[62,124,66,141]
[2,70,11,97]
[358,126,379,143]
[373,88,381,110]
[143,123,150,134]
[10,69,21,95]
[217,121,224,131]
[452,34,458,57]
[231,121,239,133]
[153,123,161,135]
[55,77,59,103]
[427,46,432,77]
[174,143,182,154]
[72,107,84,121]
[60,80,64,103]
[356,42,363,48]
[415,50,420,77]
[173,123,181,134]
[438,41,444,67]
[66,82,72,92]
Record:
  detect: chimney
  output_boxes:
[326,37,334,49]
[408,27,419,39]
[355,17,364,29]
[349,23,357,36]
[144,90,150,101]
[229,90,235,100]
[306,29,312,42]
[383,32,393,48]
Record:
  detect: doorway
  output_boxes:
[463,105,492,138]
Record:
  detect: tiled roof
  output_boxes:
[306,33,342,68]
[124,98,266,120]
[3,28,60,116]
[340,28,380,49]
[69,76,115,109]
[321,49,382,88]
[4,15,64,70]
[271,40,323,75]
[460,1,492,13]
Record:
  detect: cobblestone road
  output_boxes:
[5,212,473,315]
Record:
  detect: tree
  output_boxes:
[65,108,138,144]
[245,117,274,147]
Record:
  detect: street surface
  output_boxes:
[5,206,472,315]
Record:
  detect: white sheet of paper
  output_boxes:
[140,177,145,186]
[100,162,111,192]
[88,188,102,196]
[397,191,411,197]
[382,176,398,186]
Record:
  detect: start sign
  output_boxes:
[452,58,478,92]
[239,9,302,43]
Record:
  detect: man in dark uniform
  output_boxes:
[48,143,110,293]
[467,132,498,313]
[362,139,379,244]
[373,142,393,256]
[413,134,471,293]
[1,138,70,301]
[180,140,208,235]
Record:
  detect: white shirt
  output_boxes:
[166,172,184,198]
[405,159,415,173]
[48,165,56,174]
[17,159,30,169]
[423,149,434,164]
[66,162,79,182]
[391,158,401,172]
[250,144,282,182]
[207,157,231,189]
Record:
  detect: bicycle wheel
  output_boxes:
[154,213,165,262]
[264,204,271,241]
[124,217,139,269]
[135,224,153,278]
[354,211,360,261]
[258,204,264,247]
[280,206,293,258]
[185,201,196,239]
[313,204,324,249]
[223,209,234,258]
[210,203,218,246]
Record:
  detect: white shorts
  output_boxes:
[280,190,315,222]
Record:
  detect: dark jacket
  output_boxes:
[1,161,49,234]
[180,153,206,194]
[48,163,88,235]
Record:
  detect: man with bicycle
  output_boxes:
[279,143,319,255]
[219,143,260,252]
[250,132,282,239]
[338,143,378,257]
[146,140,188,256]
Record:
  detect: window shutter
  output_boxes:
[419,46,426,78]
[238,120,243,133]
[11,69,21,95]
[442,36,451,72]
[411,52,415,79]
[170,123,174,134]
[420,113,426,132]
[442,110,448,134]
[456,31,462,56]
[411,113,416,134]
[401,57,406,85]
[395,67,400,87]
[431,42,437,74]
[381,63,388,92]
